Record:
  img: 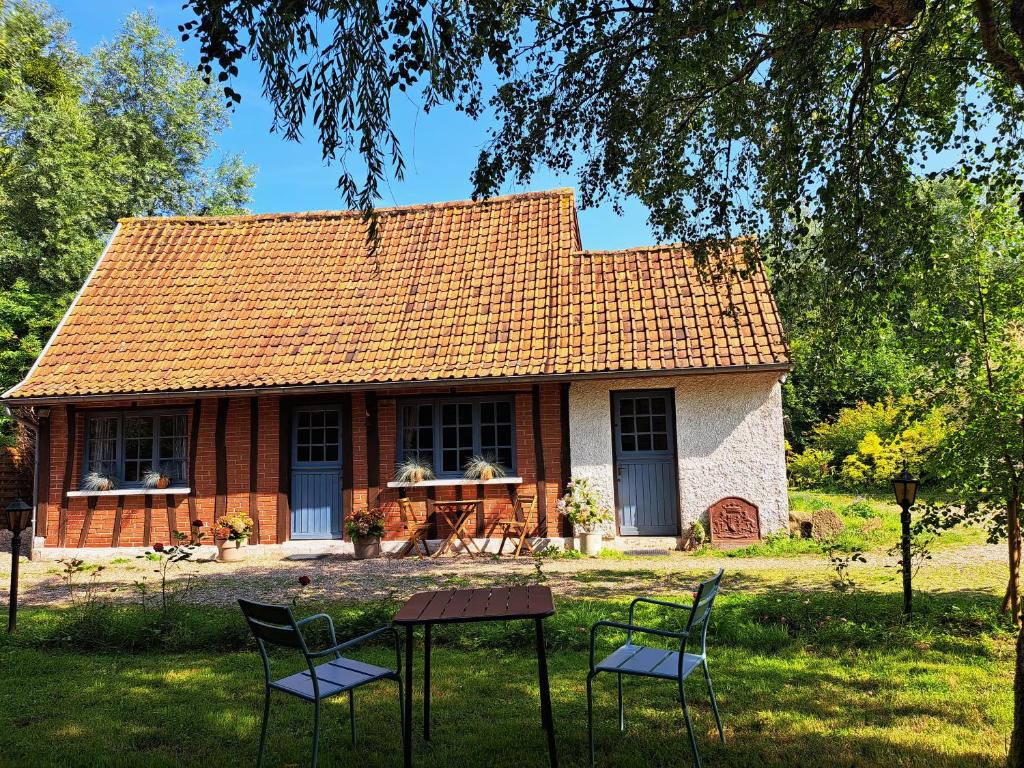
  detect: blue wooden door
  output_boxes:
[291,406,342,539]
[612,391,679,536]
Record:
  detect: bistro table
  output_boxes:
[430,499,485,557]
[393,585,558,768]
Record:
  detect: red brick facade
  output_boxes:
[37,383,568,548]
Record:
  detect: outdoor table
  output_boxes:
[430,499,485,557]
[393,585,558,768]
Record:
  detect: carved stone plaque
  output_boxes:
[708,497,761,547]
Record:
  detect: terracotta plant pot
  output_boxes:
[411,469,424,483]
[156,476,171,489]
[353,535,382,560]
[479,468,494,481]
[218,538,247,563]
[579,532,603,557]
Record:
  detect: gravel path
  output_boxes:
[2,539,1006,609]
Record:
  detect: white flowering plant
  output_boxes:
[557,477,613,534]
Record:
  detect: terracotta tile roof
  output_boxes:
[562,245,789,375]
[4,190,788,401]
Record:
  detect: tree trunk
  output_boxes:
[1010,618,1024,767]
[1004,495,1022,625]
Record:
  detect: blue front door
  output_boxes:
[291,406,342,539]
[612,391,680,536]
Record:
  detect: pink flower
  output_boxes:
[153,543,165,552]
[298,575,311,587]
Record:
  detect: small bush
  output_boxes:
[787,447,833,488]
[842,499,881,519]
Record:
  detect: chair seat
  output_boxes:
[494,519,528,528]
[271,656,395,701]
[595,643,703,680]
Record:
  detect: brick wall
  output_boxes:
[40,383,568,548]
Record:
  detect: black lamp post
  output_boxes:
[892,466,920,616]
[1,499,32,632]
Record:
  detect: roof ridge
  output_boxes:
[118,187,576,225]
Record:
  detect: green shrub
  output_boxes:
[810,400,903,460]
[787,447,834,487]
[841,499,881,519]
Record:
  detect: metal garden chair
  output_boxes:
[237,599,404,768]
[587,569,725,768]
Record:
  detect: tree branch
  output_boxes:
[974,0,1024,89]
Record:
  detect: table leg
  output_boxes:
[536,618,558,768]
[424,623,432,741]
[433,514,459,557]
[404,625,414,768]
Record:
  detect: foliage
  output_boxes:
[787,447,834,488]
[462,454,507,480]
[215,513,252,542]
[820,540,866,592]
[137,527,204,613]
[841,500,882,520]
[690,520,707,549]
[810,400,905,461]
[345,508,386,539]
[182,0,1024,322]
[394,455,434,483]
[557,477,612,534]
[0,5,254,440]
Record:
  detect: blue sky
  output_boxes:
[53,0,658,250]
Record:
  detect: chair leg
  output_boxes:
[703,660,725,744]
[311,699,322,768]
[397,677,406,743]
[679,679,701,768]
[617,673,624,732]
[257,688,271,768]
[586,672,596,768]
[349,689,356,744]
[497,526,509,556]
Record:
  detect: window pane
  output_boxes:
[636,399,650,415]
[651,397,666,414]
[653,433,668,451]
[637,434,652,451]
[621,434,636,451]
[619,399,633,415]
[156,415,188,483]
[124,416,154,483]
[652,415,667,433]
[325,445,339,462]
[496,402,511,422]
[297,446,310,462]
[85,415,119,479]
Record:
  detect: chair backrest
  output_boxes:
[397,498,421,530]
[239,598,315,686]
[684,569,724,657]
[515,495,537,526]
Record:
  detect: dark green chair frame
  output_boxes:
[238,599,404,768]
[587,569,725,768]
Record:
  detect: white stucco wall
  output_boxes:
[568,372,788,538]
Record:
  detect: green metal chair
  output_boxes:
[587,569,725,768]
[238,599,404,768]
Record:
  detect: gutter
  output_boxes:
[1,362,792,407]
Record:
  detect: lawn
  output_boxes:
[0,587,1013,767]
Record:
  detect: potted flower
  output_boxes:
[463,455,506,482]
[215,512,254,562]
[395,455,434,484]
[558,478,613,556]
[346,508,386,559]
[82,471,117,491]
[143,467,173,489]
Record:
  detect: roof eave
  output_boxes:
[1,362,792,406]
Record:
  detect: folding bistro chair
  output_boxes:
[238,599,404,768]
[488,494,537,557]
[587,569,725,768]
[393,498,431,558]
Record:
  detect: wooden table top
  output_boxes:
[393,586,555,625]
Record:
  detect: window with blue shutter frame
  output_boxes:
[397,397,516,478]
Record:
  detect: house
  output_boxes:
[1,189,790,553]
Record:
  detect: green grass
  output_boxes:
[0,588,1013,767]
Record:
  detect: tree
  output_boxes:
[0,4,255,433]
[185,0,1022,303]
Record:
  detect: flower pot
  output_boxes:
[156,476,171,489]
[479,468,494,481]
[579,532,603,557]
[218,538,247,563]
[353,535,382,560]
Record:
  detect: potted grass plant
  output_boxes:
[463,455,507,482]
[82,471,117,492]
[395,455,434,484]
[558,478,613,556]
[215,513,254,562]
[143,467,173,489]
[347,508,386,559]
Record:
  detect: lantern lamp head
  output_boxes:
[1,499,32,534]
[891,466,919,510]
